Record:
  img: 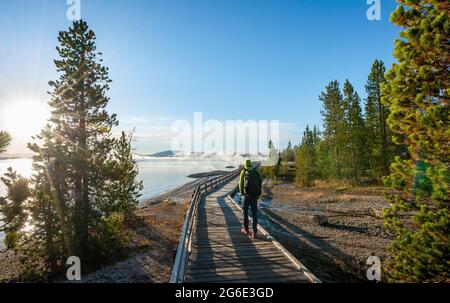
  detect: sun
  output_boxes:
[1,98,50,138]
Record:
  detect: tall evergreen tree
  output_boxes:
[281,141,296,162]
[296,126,319,187]
[381,1,449,282]
[39,19,119,263]
[13,20,143,275]
[312,126,321,146]
[312,126,331,180]
[343,80,366,180]
[319,80,346,178]
[365,59,392,177]
[106,131,143,222]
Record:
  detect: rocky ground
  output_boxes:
[0,251,24,282]
[81,202,187,283]
[255,180,394,282]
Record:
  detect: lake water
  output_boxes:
[0,157,241,249]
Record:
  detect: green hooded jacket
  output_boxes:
[239,160,262,196]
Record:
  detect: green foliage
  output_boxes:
[0,20,143,279]
[292,71,404,186]
[261,166,275,180]
[0,131,12,154]
[278,162,296,182]
[281,141,296,163]
[320,80,346,178]
[315,136,334,180]
[343,80,367,180]
[381,0,449,282]
[105,131,144,223]
[296,126,320,187]
[261,156,282,181]
[365,59,397,178]
[262,140,282,181]
[29,19,121,267]
[0,168,29,251]
[318,79,371,181]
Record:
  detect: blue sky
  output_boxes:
[0,0,400,154]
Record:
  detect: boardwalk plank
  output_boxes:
[185,178,313,283]
[186,273,308,283]
[188,257,291,270]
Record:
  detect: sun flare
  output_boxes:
[1,98,49,138]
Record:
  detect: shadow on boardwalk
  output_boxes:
[260,209,365,282]
[187,182,310,283]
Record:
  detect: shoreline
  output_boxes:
[140,177,205,208]
[140,169,235,207]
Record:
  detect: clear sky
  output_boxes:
[0,0,400,154]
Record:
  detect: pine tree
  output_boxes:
[0,131,11,154]
[106,131,143,223]
[13,20,143,276]
[319,80,346,178]
[312,126,321,146]
[0,132,29,253]
[343,80,366,180]
[27,133,76,274]
[27,165,64,276]
[381,1,449,282]
[0,169,29,252]
[31,20,120,264]
[281,141,296,163]
[365,59,392,178]
[296,126,319,187]
[312,126,330,180]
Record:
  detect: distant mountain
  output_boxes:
[136,151,268,159]
[146,150,178,158]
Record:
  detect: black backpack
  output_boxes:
[244,169,262,197]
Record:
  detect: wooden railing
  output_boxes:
[170,169,241,283]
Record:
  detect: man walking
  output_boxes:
[239,160,262,239]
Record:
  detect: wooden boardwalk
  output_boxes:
[184,178,319,283]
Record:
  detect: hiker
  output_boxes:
[239,160,262,239]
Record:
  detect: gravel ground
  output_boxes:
[256,181,393,282]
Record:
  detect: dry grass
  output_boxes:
[137,198,189,246]
[260,180,393,282]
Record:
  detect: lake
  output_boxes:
[0,157,241,249]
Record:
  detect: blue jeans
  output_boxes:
[243,195,258,234]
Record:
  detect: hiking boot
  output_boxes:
[241,228,248,235]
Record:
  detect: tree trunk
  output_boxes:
[79,64,89,264]
[51,160,75,257]
[43,205,57,274]
[74,173,83,258]
[377,89,389,176]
